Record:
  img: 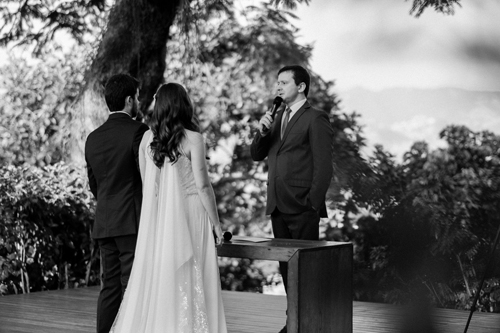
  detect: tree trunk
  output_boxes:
[85,0,182,114]
[69,0,183,163]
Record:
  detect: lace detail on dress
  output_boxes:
[175,155,198,196]
[193,260,210,332]
[177,259,210,333]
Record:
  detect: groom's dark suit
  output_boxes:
[85,112,148,333]
[251,101,333,287]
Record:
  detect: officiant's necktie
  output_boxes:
[281,107,291,139]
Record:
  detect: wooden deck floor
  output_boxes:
[0,287,499,333]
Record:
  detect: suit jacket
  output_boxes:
[85,113,149,239]
[251,101,334,217]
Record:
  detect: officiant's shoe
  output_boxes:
[279,325,287,333]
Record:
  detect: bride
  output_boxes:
[110,83,227,332]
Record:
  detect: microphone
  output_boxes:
[223,231,232,242]
[262,96,283,132]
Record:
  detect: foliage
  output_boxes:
[218,258,268,293]
[0,43,87,167]
[0,0,106,54]
[161,0,369,234]
[349,126,500,311]
[407,0,462,17]
[0,162,97,295]
[270,0,462,15]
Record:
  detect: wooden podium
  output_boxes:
[217,236,353,333]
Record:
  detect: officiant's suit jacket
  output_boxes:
[85,113,149,239]
[251,101,333,217]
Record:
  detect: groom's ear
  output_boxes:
[124,96,133,109]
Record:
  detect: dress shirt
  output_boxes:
[282,98,307,127]
[110,111,131,117]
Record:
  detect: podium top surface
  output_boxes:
[217,236,352,261]
[229,236,349,248]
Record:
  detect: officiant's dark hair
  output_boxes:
[150,83,200,168]
[278,65,310,97]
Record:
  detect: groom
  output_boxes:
[85,74,149,333]
[251,65,333,333]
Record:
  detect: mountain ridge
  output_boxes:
[338,87,500,159]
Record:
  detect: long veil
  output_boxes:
[110,131,195,332]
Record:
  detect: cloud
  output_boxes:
[341,86,500,159]
[294,0,500,91]
[463,40,500,65]
[390,115,437,141]
[289,1,500,160]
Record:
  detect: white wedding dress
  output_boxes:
[110,130,227,333]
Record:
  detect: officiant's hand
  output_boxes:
[258,110,274,136]
[213,225,223,246]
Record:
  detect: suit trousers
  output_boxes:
[96,234,137,333]
[271,208,320,291]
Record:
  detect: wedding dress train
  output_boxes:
[110,131,227,333]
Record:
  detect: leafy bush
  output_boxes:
[0,162,98,295]
[331,126,500,312]
[0,44,85,167]
[0,161,275,295]
[218,258,268,293]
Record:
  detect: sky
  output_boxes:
[282,0,500,159]
[290,0,500,92]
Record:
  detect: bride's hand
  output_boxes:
[213,225,223,246]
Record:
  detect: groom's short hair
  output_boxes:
[104,74,140,112]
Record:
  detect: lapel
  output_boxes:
[278,101,311,150]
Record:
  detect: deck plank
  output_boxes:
[0,287,499,333]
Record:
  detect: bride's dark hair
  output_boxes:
[150,83,199,168]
